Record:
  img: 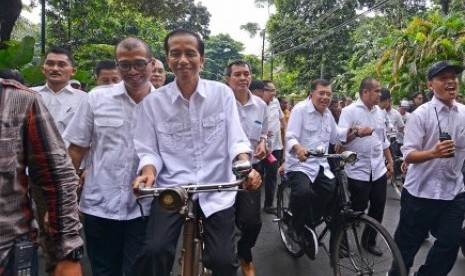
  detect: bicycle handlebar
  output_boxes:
[137,178,245,199]
[306,148,358,165]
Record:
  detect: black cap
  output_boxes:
[380,88,391,101]
[249,79,264,90]
[427,61,464,80]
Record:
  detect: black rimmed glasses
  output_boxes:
[117,59,152,72]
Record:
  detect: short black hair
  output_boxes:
[310,79,331,93]
[164,29,204,56]
[224,60,251,76]
[45,46,75,66]
[263,80,274,88]
[0,69,25,84]
[115,36,153,60]
[95,60,117,77]
[358,77,377,95]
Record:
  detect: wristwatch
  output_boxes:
[64,246,84,261]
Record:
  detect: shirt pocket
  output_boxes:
[248,123,263,142]
[302,123,328,149]
[157,122,190,153]
[94,118,124,156]
[0,138,17,174]
[202,113,225,144]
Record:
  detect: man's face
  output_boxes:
[428,68,459,105]
[280,99,289,111]
[262,83,276,105]
[97,68,121,86]
[310,84,332,113]
[251,89,264,98]
[225,64,252,93]
[116,45,154,90]
[41,53,76,87]
[362,80,381,107]
[413,93,424,106]
[166,34,205,83]
[378,99,391,110]
[150,60,166,88]
[329,101,341,119]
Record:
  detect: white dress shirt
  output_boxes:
[339,99,390,181]
[236,92,268,164]
[134,79,252,218]
[386,108,405,143]
[267,97,284,151]
[285,98,348,182]
[63,82,153,220]
[31,84,88,135]
[401,96,465,200]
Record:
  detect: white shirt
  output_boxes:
[338,99,390,181]
[63,82,153,220]
[134,79,252,218]
[31,84,88,135]
[285,98,347,182]
[401,96,465,200]
[385,108,405,143]
[236,92,268,164]
[267,97,284,151]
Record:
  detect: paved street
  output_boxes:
[39,183,465,275]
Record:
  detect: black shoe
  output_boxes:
[363,244,383,256]
[303,228,319,260]
[263,206,277,215]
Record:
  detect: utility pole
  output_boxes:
[41,0,46,54]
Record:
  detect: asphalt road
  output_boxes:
[39,182,465,276]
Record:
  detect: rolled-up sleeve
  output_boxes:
[27,95,83,262]
[285,105,303,152]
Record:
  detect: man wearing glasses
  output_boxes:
[63,37,156,275]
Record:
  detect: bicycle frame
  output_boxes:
[136,160,251,276]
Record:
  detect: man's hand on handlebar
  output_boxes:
[132,165,157,195]
[242,169,262,190]
[292,144,309,162]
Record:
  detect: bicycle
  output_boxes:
[275,150,407,276]
[136,160,252,276]
[388,138,405,198]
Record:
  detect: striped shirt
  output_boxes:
[0,79,83,269]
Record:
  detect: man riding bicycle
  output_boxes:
[284,79,372,257]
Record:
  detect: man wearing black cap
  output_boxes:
[389,61,465,276]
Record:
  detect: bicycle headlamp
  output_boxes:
[158,186,188,212]
[342,151,357,165]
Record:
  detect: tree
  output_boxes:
[202,34,244,81]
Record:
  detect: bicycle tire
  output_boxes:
[276,180,305,257]
[330,214,407,276]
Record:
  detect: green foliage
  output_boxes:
[0,37,35,69]
[203,34,244,81]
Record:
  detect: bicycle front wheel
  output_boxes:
[330,214,406,276]
[276,180,305,257]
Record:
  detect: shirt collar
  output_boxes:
[116,81,155,104]
[355,97,379,112]
[241,91,260,107]
[430,95,459,112]
[305,97,330,116]
[40,83,77,94]
[168,78,205,104]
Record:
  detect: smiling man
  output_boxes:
[389,61,465,276]
[63,37,156,276]
[150,59,166,88]
[285,79,355,258]
[132,29,261,276]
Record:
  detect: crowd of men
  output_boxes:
[1,28,465,276]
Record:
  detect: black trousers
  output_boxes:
[390,190,465,276]
[287,168,336,233]
[263,149,282,208]
[234,163,264,263]
[347,173,387,245]
[133,200,237,276]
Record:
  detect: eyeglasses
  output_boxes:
[117,59,151,72]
